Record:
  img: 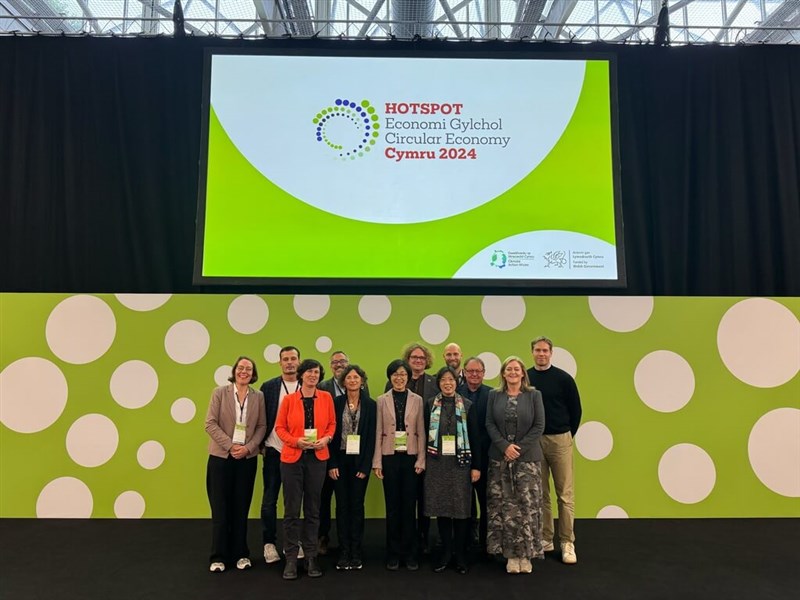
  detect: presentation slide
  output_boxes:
[195,51,625,289]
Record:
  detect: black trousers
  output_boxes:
[280,452,327,560]
[382,453,419,561]
[260,447,282,546]
[206,454,258,564]
[437,517,470,565]
[472,464,488,549]
[332,451,370,557]
[319,471,335,540]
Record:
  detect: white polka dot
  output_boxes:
[552,346,578,379]
[634,351,695,413]
[717,298,800,388]
[36,477,93,518]
[316,336,333,353]
[419,314,450,345]
[214,366,231,387]
[596,505,629,518]
[481,296,526,331]
[575,421,613,461]
[227,295,269,334]
[170,397,196,424]
[110,360,159,409]
[114,294,171,311]
[65,414,119,467]
[588,296,654,332]
[264,344,282,364]
[748,408,800,497]
[358,295,392,325]
[658,443,716,504]
[137,440,166,470]
[46,295,116,364]
[293,295,330,321]
[114,491,146,518]
[478,352,502,380]
[0,357,68,433]
[164,320,210,365]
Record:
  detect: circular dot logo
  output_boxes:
[312,98,379,161]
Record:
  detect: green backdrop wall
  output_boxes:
[1,293,798,518]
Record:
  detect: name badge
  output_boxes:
[346,434,360,455]
[442,435,456,456]
[394,431,408,451]
[232,423,246,445]
[304,428,318,442]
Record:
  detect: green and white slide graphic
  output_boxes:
[1,293,797,518]
[201,55,618,280]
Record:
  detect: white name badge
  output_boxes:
[232,423,246,445]
[346,434,361,455]
[394,431,408,452]
[304,428,318,442]
[442,435,456,456]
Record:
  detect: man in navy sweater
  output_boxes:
[527,336,582,565]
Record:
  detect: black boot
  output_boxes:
[282,560,298,580]
[306,557,323,578]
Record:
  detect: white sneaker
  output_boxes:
[506,558,520,574]
[264,543,280,564]
[209,561,225,573]
[542,540,555,552]
[297,544,305,559]
[519,558,532,573]
[561,542,577,564]
[236,558,252,570]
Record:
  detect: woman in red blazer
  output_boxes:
[275,358,336,580]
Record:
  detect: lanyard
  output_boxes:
[235,389,248,424]
[281,379,299,395]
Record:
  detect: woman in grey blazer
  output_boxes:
[485,356,545,575]
[204,356,267,573]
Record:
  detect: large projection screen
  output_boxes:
[194,49,625,291]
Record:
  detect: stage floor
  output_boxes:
[1,518,797,600]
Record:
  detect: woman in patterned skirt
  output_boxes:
[485,356,545,574]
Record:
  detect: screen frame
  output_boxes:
[193,42,626,294]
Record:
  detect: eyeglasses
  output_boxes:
[236,366,253,373]
[390,372,408,378]
[465,369,484,375]
[409,355,426,361]
[330,359,348,366]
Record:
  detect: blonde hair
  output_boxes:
[498,356,532,393]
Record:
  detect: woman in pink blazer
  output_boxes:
[373,358,426,572]
[204,356,266,573]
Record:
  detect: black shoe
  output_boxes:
[336,555,350,571]
[349,557,363,570]
[306,557,322,578]
[282,560,298,580]
[386,558,400,571]
[455,563,468,575]
[406,558,419,571]
[433,552,451,573]
[318,535,329,556]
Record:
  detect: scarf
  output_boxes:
[427,394,472,467]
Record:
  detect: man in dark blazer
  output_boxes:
[458,356,492,555]
[259,346,301,565]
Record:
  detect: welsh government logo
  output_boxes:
[490,250,507,269]
[312,98,380,161]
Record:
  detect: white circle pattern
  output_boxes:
[0,357,68,433]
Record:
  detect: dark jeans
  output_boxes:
[332,451,370,557]
[260,447,282,546]
[472,464,488,549]
[382,452,419,561]
[280,452,327,560]
[417,470,430,546]
[206,454,258,564]
[319,471,335,540]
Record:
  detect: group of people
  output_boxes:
[203,337,582,579]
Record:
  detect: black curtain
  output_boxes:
[1,37,798,295]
